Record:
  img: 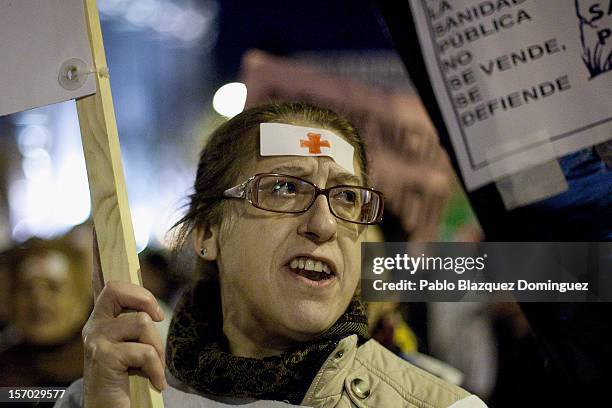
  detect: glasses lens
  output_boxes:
[253,175,314,212]
[329,187,382,224]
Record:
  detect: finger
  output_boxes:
[93,280,164,321]
[105,312,165,367]
[117,342,167,391]
[90,340,167,392]
[92,228,104,299]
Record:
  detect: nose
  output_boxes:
[299,195,337,243]
[21,283,50,310]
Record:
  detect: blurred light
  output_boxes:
[152,3,182,33]
[98,0,131,16]
[212,82,247,118]
[54,192,90,230]
[22,148,53,181]
[133,205,154,253]
[99,0,216,44]
[25,179,53,219]
[149,168,193,248]
[18,125,51,156]
[55,158,91,228]
[169,10,208,42]
[9,101,92,241]
[125,0,159,27]
[8,179,28,220]
[155,218,176,248]
[12,112,48,126]
[12,219,34,242]
[10,179,55,240]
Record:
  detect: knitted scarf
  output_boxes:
[166,279,369,404]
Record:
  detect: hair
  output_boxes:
[172,102,369,258]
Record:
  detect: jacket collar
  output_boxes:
[301,335,358,406]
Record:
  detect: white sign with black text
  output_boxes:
[409,0,612,190]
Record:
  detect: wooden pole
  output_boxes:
[75,1,164,407]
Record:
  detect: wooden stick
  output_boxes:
[75,1,164,407]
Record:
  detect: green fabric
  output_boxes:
[166,279,369,404]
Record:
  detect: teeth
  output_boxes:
[290,257,332,275]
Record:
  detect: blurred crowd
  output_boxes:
[0,222,185,390]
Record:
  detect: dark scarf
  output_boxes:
[166,279,369,404]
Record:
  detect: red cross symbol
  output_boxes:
[300,132,330,154]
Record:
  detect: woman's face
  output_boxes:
[14,251,88,345]
[209,153,366,346]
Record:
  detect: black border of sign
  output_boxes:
[419,0,612,171]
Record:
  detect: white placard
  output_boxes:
[0,0,96,117]
[409,0,612,190]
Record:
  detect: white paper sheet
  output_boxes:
[0,0,96,117]
[409,0,612,190]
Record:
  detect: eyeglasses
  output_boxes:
[223,173,384,225]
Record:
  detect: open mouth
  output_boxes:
[288,256,335,282]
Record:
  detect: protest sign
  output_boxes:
[0,1,163,406]
[407,0,611,191]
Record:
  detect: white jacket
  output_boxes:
[301,335,487,408]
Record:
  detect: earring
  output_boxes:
[199,246,208,258]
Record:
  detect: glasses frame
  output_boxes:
[223,173,384,225]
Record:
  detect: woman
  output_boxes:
[60,103,486,407]
[1,238,91,389]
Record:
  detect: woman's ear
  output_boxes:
[193,225,220,261]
